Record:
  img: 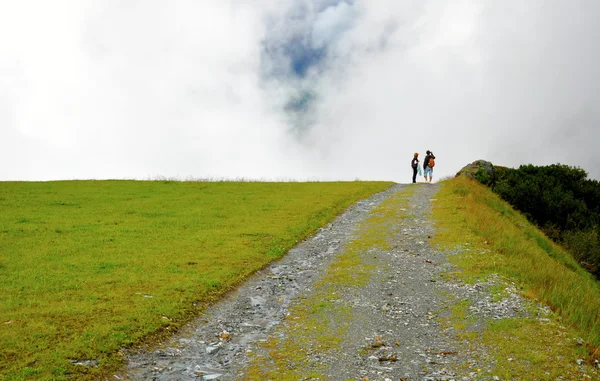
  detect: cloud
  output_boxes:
[1,1,599,181]
[311,1,357,50]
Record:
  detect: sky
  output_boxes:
[1,0,599,182]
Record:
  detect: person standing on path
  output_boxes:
[411,153,420,183]
[423,150,436,183]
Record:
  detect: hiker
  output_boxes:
[423,150,436,183]
[411,153,420,183]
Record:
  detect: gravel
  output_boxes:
[120,183,586,380]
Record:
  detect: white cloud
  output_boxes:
[1,1,599,181]
[311,1,356,50]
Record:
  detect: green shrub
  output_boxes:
[562,229,600,276]
[493,164,591,231]
[475,167,491,185]
[479,163,600,279]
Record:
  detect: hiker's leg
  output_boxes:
[424,167,432,182]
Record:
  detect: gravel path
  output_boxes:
[120,184,577,380]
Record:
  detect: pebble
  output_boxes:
[202,374,222,380]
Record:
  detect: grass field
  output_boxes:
[432,177,600,378]
[0,180,393,380]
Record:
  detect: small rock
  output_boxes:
[239,323,262,333]
[71,359,99,368]
[206,346,220,355]
[378,354,398,362]
[250,296,265,307]
[203,374,223,380]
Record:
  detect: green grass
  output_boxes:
[0,180,393,380]
[432,176,600,378]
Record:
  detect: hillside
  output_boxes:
[2,178,600,380]
[433,176,600,379]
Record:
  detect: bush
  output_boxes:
[562,229,600,276]
[493,164,592,231]
[479,163,600,279]
[475,167,491,185]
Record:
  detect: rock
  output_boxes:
[205,346,220,355]
[203,373,223,380]
[249,296,266,307]
[378,354,398,362]
[71,359,99,368]
[455,160,496,185]
[239,323,263,333]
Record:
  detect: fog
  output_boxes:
[1,1,599,182]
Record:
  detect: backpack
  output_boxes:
[428,157,435,168]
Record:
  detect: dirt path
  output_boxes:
[119,184,557,380]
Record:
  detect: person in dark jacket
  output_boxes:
[423,150,436,182]
[411,153,419,183]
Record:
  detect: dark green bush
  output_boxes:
[562,229,600,277]
[493,164,593,231]
[475,167,491,185]
[479,163,600,278]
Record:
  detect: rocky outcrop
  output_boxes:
[456,160,494,179]
[456,160,496,187]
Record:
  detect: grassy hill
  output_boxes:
[2,177,600,379]
[0,180,393,380]
[433,176,600,378]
